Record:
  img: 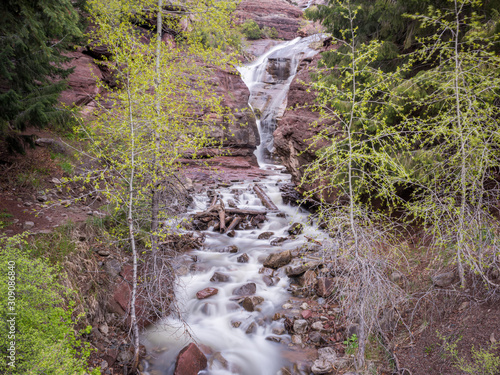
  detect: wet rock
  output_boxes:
[233,282,256,296]
[196,287,219,299]
[245,322,257,334]
[282,303,293,309]
[227,230,236,237]
[237,253,250,263]
[241,296,264,311]
[259,267,274,276]
[270,237,288,246]
[315,277,334,297]
[272,325,286,335]
[432,270,457,287]
[210,272,230,283]
[288,222,303,235]
[263,250,292,269]
[293,319,308,334]
[266,336,282,343]
[174,343,207,375]
[231,321,242,328]
[209,352,229,370]
[227,199,237,208]
[258,231,274,240]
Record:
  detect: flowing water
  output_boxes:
[144,35,326,375]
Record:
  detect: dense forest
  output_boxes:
[1,0,500,374]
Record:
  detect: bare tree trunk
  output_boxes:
[126,77,140,374]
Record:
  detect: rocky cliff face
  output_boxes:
[235,0,303,40]
[273,45,338,201]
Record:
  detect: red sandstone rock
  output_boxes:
[174,343,208,375]
[235,0,303,40]
[196,287,219,299]
[59,51,102,108]
[301,309,313,319]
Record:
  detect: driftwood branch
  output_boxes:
[253,184,279,211]
[226,216,242,233]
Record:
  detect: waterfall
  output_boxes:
[142,36,326,375]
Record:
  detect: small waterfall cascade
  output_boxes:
[143,36,327,375]
[237,35,325,165]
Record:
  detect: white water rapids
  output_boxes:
[143,35,327,375]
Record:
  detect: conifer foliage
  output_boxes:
[0,0,82,151]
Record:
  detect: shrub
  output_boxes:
[240,19,262,40]
[0,234,98,374]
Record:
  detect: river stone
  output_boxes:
[196,287,219,299]
[227,230,236,237]
[272,325,286,335]
[432,270,457,287]
[311,359,332,374]
[231,321,242,328]
[270,237,288,246]
[237,253,250,263]
[309,331,326,344]
[263,275,274,286]
[301,310,313,319]
[258,231,274,240]
[241,296,264,312]
[245,322,257,334]
[291,335,302,344]
[210,272,230,283]
[221,245,239,253]
[209,352,229,369]
[173,343,207,375]
[259,267,274,276]
[293,319,308,334]
[312,321,324,331]
[263,250,292,269]
[233,282,256,296]
[288,222,303,235]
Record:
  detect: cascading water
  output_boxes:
[143,35,326,375]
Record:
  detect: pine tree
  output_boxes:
[0,0,82,152]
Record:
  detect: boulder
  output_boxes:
[173,343,207,375]
[315,277,334,297]
[237,253,250,263]
[432,270,457,287]
[263,250,292,269]
[233,282,257,296]
[288,222,303,235]
[242,296,265,312]
[210,272,230,283]
[293,319,308,334]
[196,287,219,299]
[258,231,274,240]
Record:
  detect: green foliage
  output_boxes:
[438,332,500,375]
[0,234,97,374]
[0,211,13,229]
[0,0,84,152]
[30,223,77,264]
[344,334,359,355]
[240,19,262,40]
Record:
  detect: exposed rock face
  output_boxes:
[209,67,259,160]
[236,0,303,40]
[273,44,338,201]
[59,51,103,110]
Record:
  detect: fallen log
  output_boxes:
[226,216,242,233]
[225,208,267,216]
[253,184,279,211]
